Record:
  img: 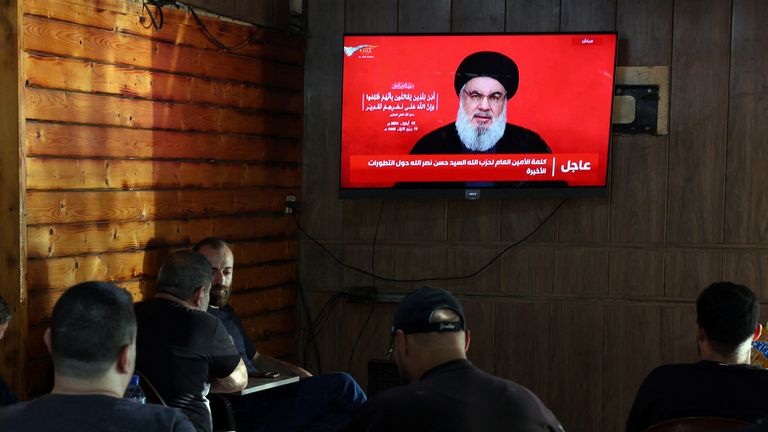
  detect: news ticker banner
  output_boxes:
[349,153,600,185]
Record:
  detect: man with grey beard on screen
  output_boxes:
[410,51,550,156]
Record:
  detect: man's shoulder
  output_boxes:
[498,123,551,153]
[0,395,195,431]
[410,123,462,154]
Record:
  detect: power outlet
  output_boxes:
[285,195,298,214]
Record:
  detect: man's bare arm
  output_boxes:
[210,358,248,393]
[253,352,312,378]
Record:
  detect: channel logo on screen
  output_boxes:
[343,44,378,58]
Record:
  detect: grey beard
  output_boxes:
[455,101,507,152]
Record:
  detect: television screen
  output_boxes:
[339,33,618,199]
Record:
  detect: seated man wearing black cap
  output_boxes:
[626,282,768,432]
[411,51,550,156]
[340,287,563,432]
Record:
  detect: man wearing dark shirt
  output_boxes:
[0,295,19,408]
[341,286,563,432]
[194,237,367,432]
[626,282,768,431]
[0,282,195,431]
[135,251,248,432]
[405,52,564,189]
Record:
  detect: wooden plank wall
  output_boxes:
[18,0,304,396]
[300,1,768,431]
[0,0,26,400]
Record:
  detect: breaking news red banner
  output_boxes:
[350,154,600,184]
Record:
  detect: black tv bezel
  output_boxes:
[338,31,618,200]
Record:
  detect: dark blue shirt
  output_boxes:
[208,305,258,374]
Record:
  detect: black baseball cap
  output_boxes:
[392,287,466,334]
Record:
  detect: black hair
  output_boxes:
[697,281,760,356]
[0,295,11,324]
[155,250,212,300]
[51,282,135,379]
[192,237,229,252]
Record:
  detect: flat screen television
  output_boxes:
[339,32,618,199]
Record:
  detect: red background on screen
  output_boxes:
[340,34,616,188]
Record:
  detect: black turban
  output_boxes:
[453,51,519,100]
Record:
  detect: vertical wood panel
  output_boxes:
[555,198,611,243]
[609,136,668,243]
[447,200,500,242]
[452,0,505,32]
[608,249,664,298]
[398,0,451,33]
[299,292,343,374]
[500,198,557,242]
[548,302,604,432]
[394,200,447,241]
[461,299,495,374]
[341,245,396,288]
[0,0,25,398]
[722,251,768,300]
[664,250,722,298]
[394,247,447,290]
[506,0,560,32]
[610,0,673,247]
[561,0,615,31]
[723,0,768,243]
[666,0,732,243]
[444,247,501,295]
[660,303,698,364]
[616,0,673,66]
[301,0,344,239]
[499,245,554,295]
[342,200,396,242]
[554,248,610,296]
[345,0,398,33]
[603,305,662,432]
[339,302,396,390]
[556,1,615,246]
[494,301,550,399]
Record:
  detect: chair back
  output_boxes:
[643,417,752,432]
[135,370,167,406]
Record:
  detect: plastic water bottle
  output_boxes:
[124,374,147,404]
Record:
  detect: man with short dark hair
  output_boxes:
[0,294,19,408]
[626,282,768,432]
[193,237,367,432]
[0,282,195,431]
[135,250,248,432]
[341,286,563,432]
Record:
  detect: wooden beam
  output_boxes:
[0,0,26,398]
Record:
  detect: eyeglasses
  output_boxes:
[462,89,506,106]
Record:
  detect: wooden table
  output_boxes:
[238,375,300,395]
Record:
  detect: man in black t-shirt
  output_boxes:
[135,251,248,432]
[626,282,768,432]
[194,237,367,432]
[0,282,195,432]
[341,287,563,432]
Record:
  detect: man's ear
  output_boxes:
[193,287,204,308]
[116,344,132,374]
[44,328,52,355]
[696,324,706,342]
[395,330,407,356]
[464,329,471,354]
[753,323,763,341]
